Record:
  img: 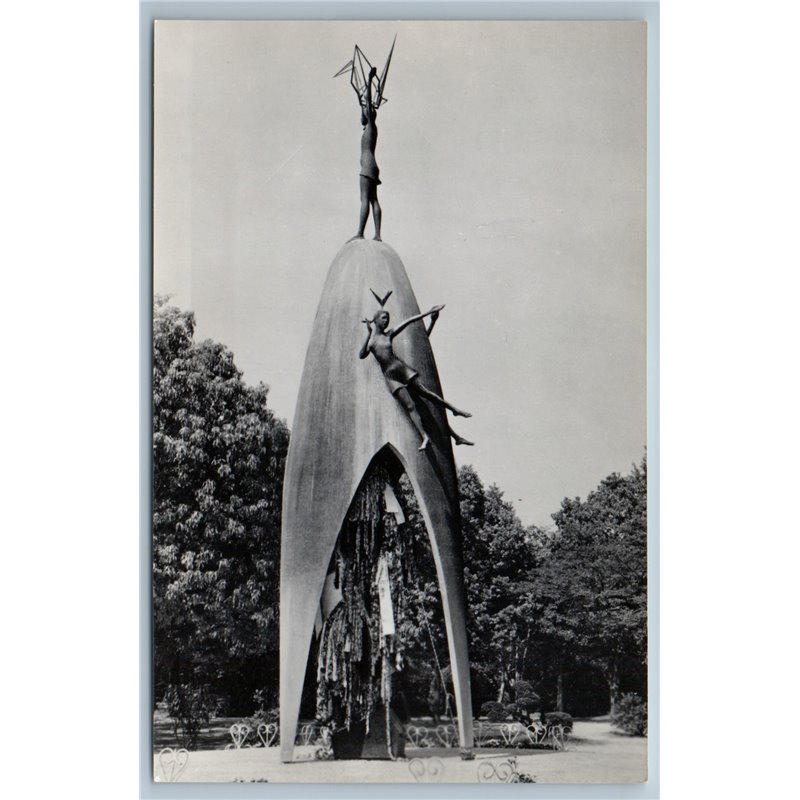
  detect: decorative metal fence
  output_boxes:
[407,756,444,782]
[406,720,569,750]
[156,748,189,782]
[477,756,535,783]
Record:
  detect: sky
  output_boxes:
[153,20,647,528]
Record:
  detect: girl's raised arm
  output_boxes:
[390,305,444,339]
[363,67,377,123]
[359,319,373,359]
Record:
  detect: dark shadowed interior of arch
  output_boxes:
[296,445,455,753]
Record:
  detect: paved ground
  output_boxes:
[154,720,646,784]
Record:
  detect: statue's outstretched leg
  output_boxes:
[395,387,430,450]
[450,428,474,447]
[410,378,471,418]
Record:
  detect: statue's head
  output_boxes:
[368,290,392,329]
[372,309,390,330]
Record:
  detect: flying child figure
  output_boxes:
[360,303,472,451]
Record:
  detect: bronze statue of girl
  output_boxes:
[351,66,382,241]
[360,305,472,450]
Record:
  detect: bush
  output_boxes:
[611,693,647,736]
[252,688,274,712]
[543,712,573,732]
[252,689,279,723]
[513,681,541,716]
[249,689,280,745]
[480,701,507,722]
[163,684,217,750]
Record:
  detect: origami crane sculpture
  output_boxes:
[333,35,396,108]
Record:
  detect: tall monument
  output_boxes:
[279,41,475,762]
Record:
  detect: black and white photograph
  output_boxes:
[151,19,649,784]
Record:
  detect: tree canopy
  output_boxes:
[459,466,540,702]
[531,458,648,713]
[153,298,289,712]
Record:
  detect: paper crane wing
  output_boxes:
[370,288,393,307]
[374,34,397,107]
[333,46,369,99]
[332,59,353,79]
[352,46,371,99]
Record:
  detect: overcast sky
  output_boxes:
[153,20,647,528]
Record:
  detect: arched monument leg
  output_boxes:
[279,578,328,762]
[429,528,474,753]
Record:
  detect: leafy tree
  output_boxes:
[163,683,216,750]
[459,466,539,704]
[152,298,289,713]
[611,692,647,736]
[380,467,539,717]
[533,457,647,715]
[512,680,541,718]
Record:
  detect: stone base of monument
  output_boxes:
[331,706,406,760]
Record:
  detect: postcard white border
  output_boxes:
[139,3,659,798]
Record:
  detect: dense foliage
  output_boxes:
[543,712,574,732]
[459,467,540,704]
[163,683,217,749]
[454,459,647,720]
[531,459,648,716]
[480,701,507,722]
[152,300,647,740]
[153,298,289,722]
[513,681,541,716]
[611,692,647,736]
